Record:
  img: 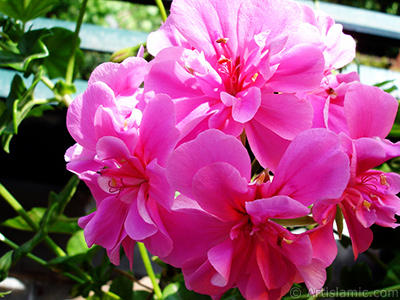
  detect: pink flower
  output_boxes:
[295,5,356,73]
[306,79,400,258]
[144,0,338,170]
[65,58,180,266]
[160,129,349,299]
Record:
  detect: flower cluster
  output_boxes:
[65,0,400,299]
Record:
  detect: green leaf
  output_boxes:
[1,207,44,231]
[42,27,84,80]
[383,266,400,286]
[0,28,52,72]
[53,80,76,97]
[26,104,54,118]
[48,175,80,217]
[335,205,344,240]
[1,207,80,234]
[162,282,211,300]
[0,15,24,42]
[0,74,27,136]
[67,230,90,256]
[0,250,13,281]
[133,290,152,300]
[0,0,58,23]
[0,291,12,297]
[0,101,6,117]
[109,274,133,300]
[0,65,45,152]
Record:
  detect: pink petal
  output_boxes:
[246,196,310,221]
[208,239,235,287]
[137,94,180,166]
[170,0,240,58]
[88,57,147,97]
[146,160,175,210]
[146,17,191,56]
[297,258,326,294]
[340,202,374,259]
[166,129,251,199]
[159,202,231,267]
[192,162,252,220]
[67,82,116,150]
[255,93,313,140]
[231,87,262,123]
[345,83,398,139]
[245,118,291,171]
[122,237,135,269]
[306,222,337,267]
[96,136,132,161]
[269,128,350,206]
[267,44,324,93]
[182,259,232,297]
[124,185,157,241]
[83,197,128,249]
[354,138,400,175]
[140,200,173,257]
[145,57,204,101]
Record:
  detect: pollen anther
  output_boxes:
[218,56,230,64]
[380,174,389,186]
[363,200,372,210]
[216,37,229,44]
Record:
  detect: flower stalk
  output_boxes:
[137,242,163,299]
[0,183,66,257]
[65,0,88,85]
[154,0,168,22]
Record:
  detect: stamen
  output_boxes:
[380,174,389,186]
[277,235,283,247]
[251,73,259,82]
[325,87,338,99]
[108,178,125,197]
[184,66,195,75]
[218,55,230,64]
[216,37,229,44]
[363,200,372,211]
[277,235,293,247]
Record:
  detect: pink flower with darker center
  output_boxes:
[160,128,350,300]
[65,58,180,266]
[305,76,400,258]
[144,0,351,170]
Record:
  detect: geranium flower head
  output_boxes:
[144,0,347,170]
[307,76,400,258]
[65,58,180,266]
[161,128,349,299]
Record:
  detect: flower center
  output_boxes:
[98,158,147,203]
[215,37,259,96]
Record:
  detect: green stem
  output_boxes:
[65,0,88,84]
[314,0,320,10]
[41,76,55,90]
[0,233,46,266]
[0,233,85,284]
[154,0,168,22]
[113,268,152,291]
[103,291,122,300]
[33,98,49,105]
[0,183,66,257]
[137,242,162,299]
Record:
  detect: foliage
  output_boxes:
[322,0,400,15]
[47,0,162,32]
